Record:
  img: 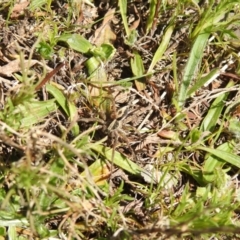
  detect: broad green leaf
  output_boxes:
[130,50,146,91]
[58,34,93,54]
[18,99,56,128]
[202,142,234,183]
[91,144,142,175]
[148,24,174,73]
[200,80,234,132]
[46,84,79,136]
[178,32,210,106]
[99,43,116,60]
[198,146,240,169]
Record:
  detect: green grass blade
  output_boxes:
[200,80,234,132]
[148,24,174,73]
[178,32,210,107]
[145,0,157,34]
[46,84,79,135]
[198,146,240,169]
[191,1,234,39]
[91,144,142,175]
[187,68,219,97]
[202,142,234,183]
[118,0,130,37]
[130,50,146,91]
[46,84,69,115]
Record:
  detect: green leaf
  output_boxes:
[178,32,210,107]
[36,42,53,60]
[191,1,234,39]
[146,0,157,34]
[198,145,240,169]
[0,226,5,236]
[179,163,205,185]
[124,30,138,46]
[91,144,142,175]
[19,99,56,128]
[99,43,116,60]
[0,219,29,227]
[46,84,79,136]
[28,0,46,11]
[202,142,234,183]
[90,43,116,62]
[80,159,110,186]
[189,128,202,144]
[46,84,69,115]
[118,0,130,37]
[85,57,108,82]
[200,80,234,132]
[130,50,146,91]
[58,34,93,54]
[148,24,174,73]
[187,68,220,97]
[118,0,139,46]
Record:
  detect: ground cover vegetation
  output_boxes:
[1,0,240,239]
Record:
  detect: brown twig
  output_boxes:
[35,62,65,91]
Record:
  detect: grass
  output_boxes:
[1,0,240,239]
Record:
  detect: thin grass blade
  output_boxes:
[178,32,210,107]
[130,50,146,91]
[187,68,219,97]
[91,144,142,175]
[46,84,79,135]
[145,0,157,34]
[118,0,130,37]
[200,80,234,132]
[148,24,174,73]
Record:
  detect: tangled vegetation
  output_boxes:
[1,0,240,239]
